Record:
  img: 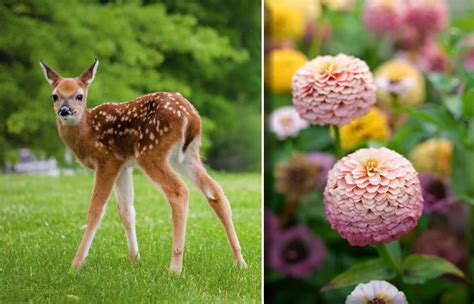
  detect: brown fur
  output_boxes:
[39,60,246,272]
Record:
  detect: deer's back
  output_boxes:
[90,92,200,160]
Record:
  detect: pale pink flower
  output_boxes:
[417,39,449,72]
[362,0,406,35]
[292,54,376,127]
[324,147,423,246]
[268,106,309,140]
[462,49,474,71]
[346,280,408,304]
[404,0,449,34]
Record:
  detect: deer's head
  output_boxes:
[39,59,99,125]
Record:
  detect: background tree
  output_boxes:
[0,0,261,171]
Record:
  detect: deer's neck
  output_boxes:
[57,110,97,168]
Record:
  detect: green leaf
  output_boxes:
[321,258,396,291]
[401,107,466,145]
[443,95,462,119]
[384,241,401,264]
[462,88,474,118]
[450,143,468,198]
[427,73,459,94]
[402,254,465,285]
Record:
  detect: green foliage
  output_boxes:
[0,0,260,171]
[402,255,465,284]
[322,258,395,291]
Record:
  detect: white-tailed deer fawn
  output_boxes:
[39,59,247,273]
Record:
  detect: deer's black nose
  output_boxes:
[58,106,72,117]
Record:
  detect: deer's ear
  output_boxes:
[39,60,62,86]
[79,58,99,86]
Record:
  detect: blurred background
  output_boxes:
[0,0,261,173]
[264,0,474,303]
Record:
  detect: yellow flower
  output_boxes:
[374,59,425,108]
[265,0,306,41]
[291,0,322,19]
[410,139,453,178]
[322,0,355,11]
[265,48,308,93]
[339,107,391,150]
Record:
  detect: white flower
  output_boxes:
[375,76,415,97]
[268,106,309,140]
[346,280,408,304]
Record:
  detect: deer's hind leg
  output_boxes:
[114,166,139,261]
[176,141,247,268]
[138,155,189,273]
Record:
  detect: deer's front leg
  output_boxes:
[114,167,139,261]
[71,162,122,269]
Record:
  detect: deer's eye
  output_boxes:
[52,94,58,102]
[76,94,84,101]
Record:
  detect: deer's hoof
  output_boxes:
[234,257,248,269]
[168,264,183,274]
[128,252,140,263]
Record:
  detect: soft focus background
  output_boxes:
[0,0,261,172]
[1,1,261,303]
[265,0,474,303]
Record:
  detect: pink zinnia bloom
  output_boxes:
[404,0,449,34]
[362,0,406,35]
[462,49,474,71]
[324,147,423,246]
[417,39,449,72]
[292,54,376,127]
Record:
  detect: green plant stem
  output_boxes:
[331,125,343,159]
[467,204,474,301]
[375,243,402,279]
[375,243,425,303]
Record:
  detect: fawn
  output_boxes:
[39,59,247,273]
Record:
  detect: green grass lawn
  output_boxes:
[0,171,261,303]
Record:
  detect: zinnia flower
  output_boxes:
[394,26,422,50]
[340,107,391,150]
[265,49,308,93]
[410,139,452,178]
[324,147,423,246]
[416,39,449,72]
[268,106,309,139]
[462,49,474,71]
[415,229,466,267]
[419,174,454,214]
[346,280,408,304]
[374,59,425,108]
[268,225,326,278]
[307,152,335,190]
[266,0,305,41]
[292,54,376,127]
[362,0,406,35]
[404,0,449,35]
[460,34,474,71]
[275,154,320,200]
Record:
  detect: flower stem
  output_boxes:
[467,204,474,301]
[331,125,343,159]
[375,242,402,279]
